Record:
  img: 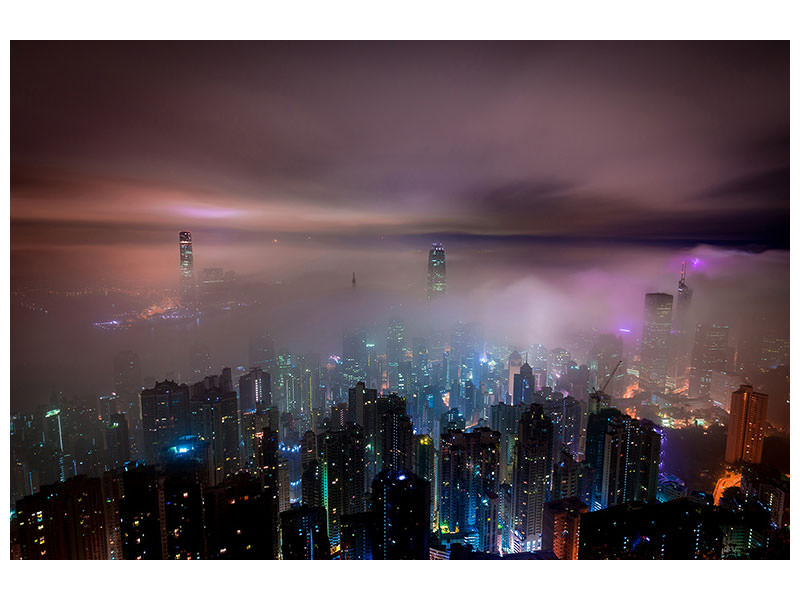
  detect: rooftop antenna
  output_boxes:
[679,261,687,285]
[352,272,356,289]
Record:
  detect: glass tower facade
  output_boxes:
[427,243,446,301]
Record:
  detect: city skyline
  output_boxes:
[9,39,790,564]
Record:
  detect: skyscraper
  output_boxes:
[280,506,331,560]
[15,475,108,560]
[512,404,553,552]
[372,470,431,560]
[239,367,272,413]
[319,423,366,547]
[689,323,730,397]
[342,329,368,388]
[179,231,195,303]
[104,413,130,470]
[386,319,406,392]
[381,398,414,472]
[671,261,694,389]
[439,427,500,553]
[113,350,142,449]
[427,243,446,301]
[725,384,768,464]
[640,293,674,394]
[507,350,523,403]
[140,380,191,463]
[257,427,281,558]
[584,408,661,511]
[542,496,588,560]
[188,369,240,484]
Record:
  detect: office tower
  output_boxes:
[372,470,431,559]
[188,369,239,484]
[179,231,195,302]
[204,474,276,559]
[689,323,730,397]
[439,428,501,552]
[342,329,368,388]
[489,402,526,485]
[104,413,130,470]
[512,362,535,405]
[427,242,446,301]
[589,334,624,399]
[280,506,331,559]
[671,261,694,388]
[507,350,523,403]
[319,423,366,547]
[542,497,588,560]
[118,466,167,560]
[386,319,406,392]
[113,350,142,440]
[512,404,553,552]
[579,498,723,559]
[140,380,191,463]
[239,367,272,413]
[15,475,108,559]
[725,384,768,464]
[640,293,674,394]
[585,408,661,511]
[381,398,414,472]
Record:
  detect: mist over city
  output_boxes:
[9,40,790,561]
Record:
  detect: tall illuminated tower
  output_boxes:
[671,261,693,389]
[427,243,446,301]
[512,404,553,552]
[179,231,195,302]
[640,293,673,394]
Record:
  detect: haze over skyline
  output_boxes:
[11,41,789,426]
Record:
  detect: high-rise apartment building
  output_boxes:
[372,470,431,559]
[512,404,553,552]
[725,384,768,464]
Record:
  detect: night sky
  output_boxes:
[10,41,790,416]
[12,42,788,276]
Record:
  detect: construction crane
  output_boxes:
[589,360,623,413]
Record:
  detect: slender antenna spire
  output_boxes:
[680,261,687,285]
[352,272,356,288]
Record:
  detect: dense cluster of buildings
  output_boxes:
[9,238,788,560]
